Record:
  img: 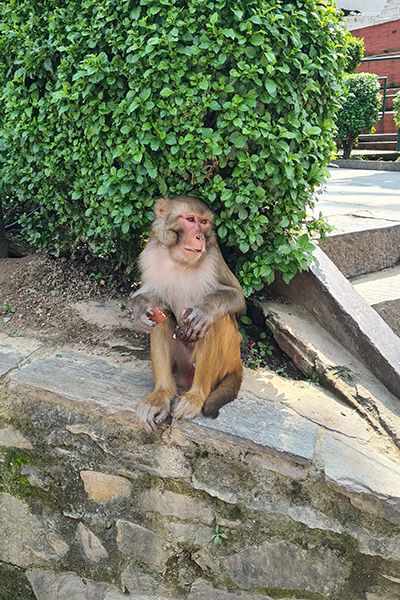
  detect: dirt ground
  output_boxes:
[0,250,302,378]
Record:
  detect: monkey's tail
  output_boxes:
[202,371,242,419]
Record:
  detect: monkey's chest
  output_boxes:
[146,255,217,318]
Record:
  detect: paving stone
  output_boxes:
[10,350,319,465]
[0,493,69,568]
[324,433,400,525]
[0,334,41,377]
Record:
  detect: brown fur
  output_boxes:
[131,196,245,433]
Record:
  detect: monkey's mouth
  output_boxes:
[184,248,202,254]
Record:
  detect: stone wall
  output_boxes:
[1,364,400,600]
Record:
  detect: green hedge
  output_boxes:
[0,0,347,295]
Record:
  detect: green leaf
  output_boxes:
[249,32,264,46]
[160,87,174,97]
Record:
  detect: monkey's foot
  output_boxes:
[136,393,172,433]
[172,393,204,421]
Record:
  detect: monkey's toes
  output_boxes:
[172,395,203,421]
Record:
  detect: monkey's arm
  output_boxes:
[182,248,245,340]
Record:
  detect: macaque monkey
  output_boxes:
[131,195,245,433]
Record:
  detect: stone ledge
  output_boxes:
[1,333,400,599]
[332,159,400,172]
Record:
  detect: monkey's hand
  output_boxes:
[179,307,211,341]
[134,309,159,334]
[136,391,172,433]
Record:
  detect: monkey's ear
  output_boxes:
[155,199,168,220]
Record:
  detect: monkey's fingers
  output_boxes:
[137,311,158,333]
[136,401,170,433]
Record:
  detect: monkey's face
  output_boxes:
[170,212,211,265]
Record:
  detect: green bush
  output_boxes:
[394,90,400,127]
[335,72,381,159]
[0,0,347,295]
[344,34,364,74]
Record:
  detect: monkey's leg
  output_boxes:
[202,370,242,418]
[136,318,177,433]
[172,316,242,421]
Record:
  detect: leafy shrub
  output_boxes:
[335,72,381,159]
[394,90,400,127]
[0,0,347,295]
[344,34,364,74]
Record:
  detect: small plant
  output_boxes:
[247,340,275,370]
[211,525,228,546]
[307,371,321,386]
[2,303,15,314]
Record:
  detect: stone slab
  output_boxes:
[8,350,318,465]
[322,222,400,278]
[324,433,400,525]
[0,334,42,377]
[270,247,400,400]
[192,392,319,465]
[8,350,154,413]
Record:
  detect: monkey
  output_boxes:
[131,195,246,433]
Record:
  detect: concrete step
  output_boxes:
[322,221,400,279]
[351,264,400,336]
[356,140,398,151]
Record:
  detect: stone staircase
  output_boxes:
[323,222,400,337]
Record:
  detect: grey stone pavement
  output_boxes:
[315,167,400,232]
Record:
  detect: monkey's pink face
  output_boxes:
[178,213,211,261]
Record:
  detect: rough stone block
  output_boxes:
[0,335,41,378]
[27,569,120,600]
[116,520,170,567]
[80,470,131,502]
[222,540,348,595]
[0,427,33,449]
[0,493,69,568]
[78,523,108,562]
[139,489,215,525]
[324,433,400,525]
[121,565,170,597]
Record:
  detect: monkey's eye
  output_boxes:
[186,216,195,222]
[201,219,209,225]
